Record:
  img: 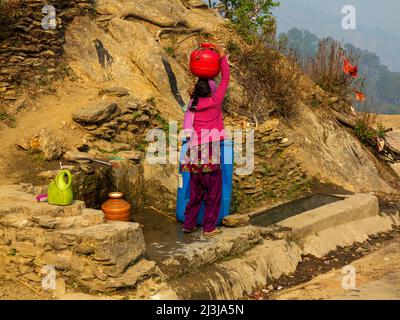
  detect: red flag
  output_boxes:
[354,90,366,102]
[343,57,358,78]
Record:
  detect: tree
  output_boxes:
[220,0,280,41]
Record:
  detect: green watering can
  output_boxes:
[48,170,74,206]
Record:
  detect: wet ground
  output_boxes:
[133,208,208,263]
[135,193,348,263]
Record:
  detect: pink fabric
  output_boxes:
[183,79,217,133]
[184,56,230,145]
[183,170,222,232]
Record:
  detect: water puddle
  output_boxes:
[133,208,207,262]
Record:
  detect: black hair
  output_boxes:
[192,78,211,108]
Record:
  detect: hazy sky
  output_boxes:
[273,0,400,71]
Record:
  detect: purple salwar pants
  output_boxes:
[183,170,222,233]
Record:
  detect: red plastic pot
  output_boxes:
[190,43,221,79]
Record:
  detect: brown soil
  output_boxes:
[0,278,52,300]
[0,80,101,185]
[248,225,400,300]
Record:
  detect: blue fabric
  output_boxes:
[176,140,234,225]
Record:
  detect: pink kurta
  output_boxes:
[183,56,230,146]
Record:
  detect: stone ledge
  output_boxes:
[159,226,263,278]
[276,193,379,240]
[150,195,399,300]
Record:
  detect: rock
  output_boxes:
[38,170,61,179]
[355,247,365,253]
[22,272,42,283]
[127,124,139,132]
[261,134,281,143]
[12,241,36,257]
[78,259,159,292]
[63,151,91,162]
[90,140,129,153]
[328,96,339,104]
[84,124,98,131]
[135,115,150,123]
[99,87,130,97]
[115,151,141,161]
[61,222,146,275]
[40,251,72,270]
[182,0,208,8]
[114,131,136,144]
[53,209,105,229]
[4,90,18,100]
[36,215,57,229]
[55,277,67,295]
[118,114,135,124]
[222,214,250,227]
[39,129,63,161]
[103,121,118,130]
[72,102,120,125]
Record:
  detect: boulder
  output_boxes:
[72,102,120,125]
[182,0,208,8]
[78,259,160,292]
[90,140,130,153]
[223,214,250,227]
[99,87,130,97]
[115,151,141,161]
[38,129,63,161]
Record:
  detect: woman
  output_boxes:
[181,44,230,238]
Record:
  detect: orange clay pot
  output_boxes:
[101,192,131,222]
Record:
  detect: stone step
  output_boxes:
[276,193,380,240]
[0,185,87,219]
[39,221,146,278]
[77,259,161,292]
[156,226,263,278]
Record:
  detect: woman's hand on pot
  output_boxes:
[211,43,226,57]
[187,86,195,97]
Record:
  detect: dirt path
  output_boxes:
[269,231,400,300]
[0,80,100,185]
[0,278,52,300]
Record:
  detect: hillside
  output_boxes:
[0,0,399,215]
[280,27,400,114]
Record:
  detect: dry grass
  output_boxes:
[0,0,23,23]
[305,39,364,102]
[355,104,386,144]
[228,27,301,122]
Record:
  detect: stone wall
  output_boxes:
[229,118,310,213]
[0,184,160,292]
[0,0,94,102]
[69,95,178,213]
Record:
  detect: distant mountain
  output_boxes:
[281,28,400,114]
[273,0,400,72]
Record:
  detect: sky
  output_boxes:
[272,0,400,71]
[205,0,400,71]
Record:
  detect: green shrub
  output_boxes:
[220,0,280,43]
